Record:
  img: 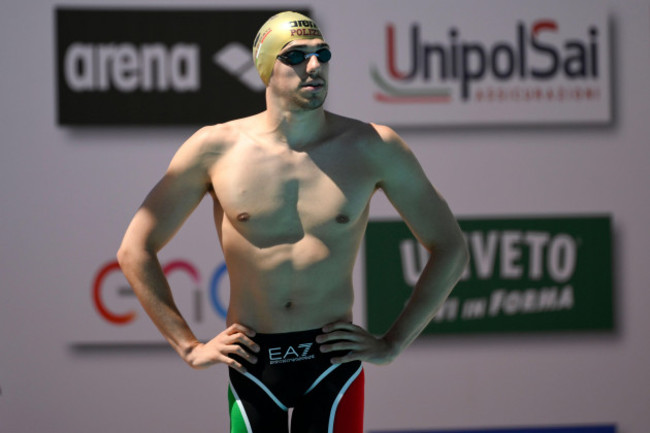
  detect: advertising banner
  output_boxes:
[345,0,611,125]
[76,256,232,345]
[365,216,613,335]
[56,2,611,127]
[55,8,307,125]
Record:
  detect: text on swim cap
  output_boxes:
[289,20,318,28]
[290,28,322,37]
[288,19,322,37]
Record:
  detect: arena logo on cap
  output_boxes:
[289,20,322,37]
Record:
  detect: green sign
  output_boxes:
[365,215,613,335]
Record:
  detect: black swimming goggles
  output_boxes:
[276,48,332,66]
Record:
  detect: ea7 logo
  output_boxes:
[268,343,313,362]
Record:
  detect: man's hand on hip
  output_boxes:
[317,321,398,365]
[184,324,259,373]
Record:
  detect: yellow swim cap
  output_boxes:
[252,11,325,86]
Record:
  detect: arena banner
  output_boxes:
[340,0,611,125]
[55,8,308,125]
[365,215,613,335]
[370,425,616,433]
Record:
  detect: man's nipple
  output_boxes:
[336,214,350,224]
[237,212,250,222]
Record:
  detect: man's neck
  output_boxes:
[261,104,327,149]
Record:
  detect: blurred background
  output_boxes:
[1,0,649,432]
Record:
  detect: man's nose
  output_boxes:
[305,53,322,73]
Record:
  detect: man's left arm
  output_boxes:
[318,124,469,365]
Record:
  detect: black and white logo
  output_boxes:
[268,342,315,365]
[56,8,308,125]
[213,42,266,92]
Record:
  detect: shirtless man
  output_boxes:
[117,11,468,433]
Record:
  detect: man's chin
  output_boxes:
[289,98,324,111]
[300,90,327,110]
[305,98,326,110]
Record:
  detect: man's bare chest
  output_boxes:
[210,141,377,235]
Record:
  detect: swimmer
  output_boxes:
[117,11,468,433]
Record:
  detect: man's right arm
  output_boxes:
[116,126,259,371]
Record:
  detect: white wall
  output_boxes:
[1,0,649,432]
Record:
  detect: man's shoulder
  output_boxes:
[169,121,241,173]
[192,119,243,147]
[325,112,405,157]
[325,112,397,145]
[217,113,264,134]
[185,114,264,154]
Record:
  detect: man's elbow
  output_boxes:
[116,239,143,269]
[117,238,157,270]
[446,233,470,280]
[116,243,132,269]
[456,238,470,276]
